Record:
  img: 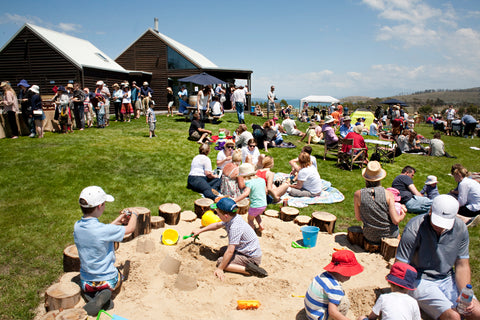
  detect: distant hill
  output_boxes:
[342,87,480,106]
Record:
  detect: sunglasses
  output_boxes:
[248,145,256,148]
[226,146,234,149]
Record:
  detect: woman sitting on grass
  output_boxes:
[220,150,245,198]
[287,152,322,198]
[187,143,221,200]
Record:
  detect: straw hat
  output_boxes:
[66,83,74,89]
[362,161,386,181]
[0,81,8,88]
[425,175,438,185]
[324,115,334,124]
[353,125,363,134]
[343,116,351,121]
[238,163,256,176]
[224,139,235,147]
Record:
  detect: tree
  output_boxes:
[279,99,288,108]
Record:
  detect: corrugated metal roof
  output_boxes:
[117,29,218,69]
[18,23,127,73]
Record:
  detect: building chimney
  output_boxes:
[154,18,159,32]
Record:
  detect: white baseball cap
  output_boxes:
[430,194,459,230]
[79,186,114,208]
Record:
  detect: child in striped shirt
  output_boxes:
[304,250,363,320]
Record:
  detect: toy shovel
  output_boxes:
[183,233,199,241]
[291,241,309,249]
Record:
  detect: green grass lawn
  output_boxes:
[0,112,478,319]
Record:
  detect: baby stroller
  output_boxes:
[451,120,463,136]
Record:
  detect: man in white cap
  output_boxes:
[74,186,138,316]
[396,194,480,320]
[140,81,153,115]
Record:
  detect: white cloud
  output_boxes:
[0,13,43,26]
[57,23,82,33]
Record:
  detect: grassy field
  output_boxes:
[0,112,478,319]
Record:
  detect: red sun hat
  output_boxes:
[324,250,364,277]
[386,262,417,290]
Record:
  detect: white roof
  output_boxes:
[118,29,218,69]
[300,95,340,104]
[3,23,127,73]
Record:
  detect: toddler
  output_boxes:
[146,100,156,138]
[235,163,267,231]
[386,187,407,216]
[358,261,420,320]
[305,250,364,320]
[420,175,439,200]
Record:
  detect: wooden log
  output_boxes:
[264,209,279,218]
[294,215,311,226]
[347,226,364,246]
[363,239,381,253]
[122,207,151,237]
[63,244,80,272]
[236,199,250,215]
[279,207,299,222]
[158,203,182,225]
[150,216,165,229]
[55,308,87,320]
[39,310,60,320]
[194,198,213,219]
[181,210,197,222]
[123,232,134,242]
[311,211,337,234]
[381,237,400,261]
[44,282,81,312]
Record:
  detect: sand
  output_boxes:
[36,214,393,320]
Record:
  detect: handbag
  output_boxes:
[33,109,43,115]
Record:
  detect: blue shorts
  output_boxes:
[410,275,459,319]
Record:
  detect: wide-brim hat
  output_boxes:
[425,175,438,185]
[239,163,256,176]
[353,125,363,134]
[29,85,40,94]
[386,262,417,290]
[17,79,30,88]
[362,161,386,182]
[57,86,66,92]
[324,250,363,277]
[324,115,334,124]
[0,81,9,88]
[343,116,351,121]
[66,83,74,89]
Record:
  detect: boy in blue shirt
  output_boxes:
[74,186,137,316]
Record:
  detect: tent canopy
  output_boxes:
[178,72,226,85]
[300,95,340,106]
[350,110,375,128]
[380,98,408,106]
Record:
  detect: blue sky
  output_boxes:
[0,0,479,99]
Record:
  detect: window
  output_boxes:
[167,46,196,70]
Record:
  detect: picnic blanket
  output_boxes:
[274,173,345,208]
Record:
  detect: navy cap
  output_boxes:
[210,197,237,213]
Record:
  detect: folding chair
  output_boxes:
[323,137,342,161]
[337,139,367,171]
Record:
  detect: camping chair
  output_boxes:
[323,137,342,161]
[337,139,367,171]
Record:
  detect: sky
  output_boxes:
[0,0,479,100]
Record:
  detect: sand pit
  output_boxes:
[36,215,393,320]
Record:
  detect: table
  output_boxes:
[364,139,396,163]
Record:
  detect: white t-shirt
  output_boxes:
[282,118,298,135]
[372,292,420,320]
[310,155,317,169]
[211,101,222,116]
[188,154,212,177]
[297,165,322,194]
[241,146,260,165]
[197,91,209,110]
[216,150,231,170]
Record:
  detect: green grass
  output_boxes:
[0,113,478,319]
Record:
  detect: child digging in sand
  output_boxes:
[357,261,421,320]
[191,197,267,280]
[235,163,267,232]
[304,250,363,320]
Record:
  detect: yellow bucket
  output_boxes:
[162,228,179,245]
[201,210,221,227]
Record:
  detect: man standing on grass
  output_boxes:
[232,85,246,124]
[267,85,276,116]
[392,166,432,214]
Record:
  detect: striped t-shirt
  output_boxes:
[304,272,344,320]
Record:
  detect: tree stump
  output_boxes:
[264,209,279,218]
[294,215,311,226]
[123,232,134,242]
[381,237,400,261]
[181,210,197,222]
[63,244,80,272]
[42,308,87,320]
[363,239,380,253]
[159,203,182,225]
[311,211,337,234]
[279,207,299,222]
[150,216,165,229]
[194,198,213,219]
[236,199,250,215]
[122,207,151,237]
[347,226,364,247]
[44,282,81,311]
